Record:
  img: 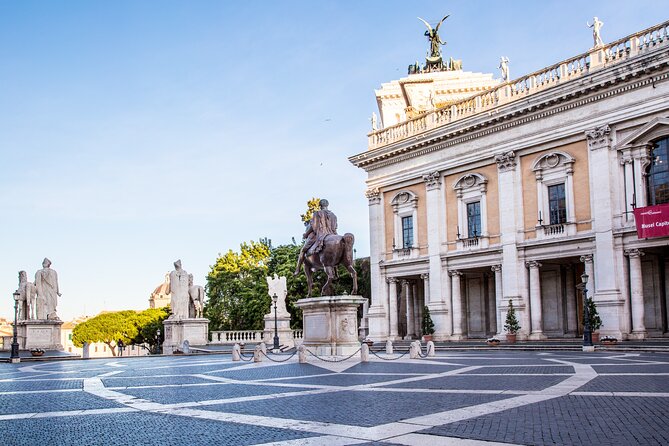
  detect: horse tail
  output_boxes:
[343,233,355,265]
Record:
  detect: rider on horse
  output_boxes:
[295,199,337,275]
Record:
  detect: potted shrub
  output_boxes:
[503,299,520,343]
[421,306,435,341]
[585,297,602,343]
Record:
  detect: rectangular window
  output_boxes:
[648,138,669,205]
[548,184,567,224]
[467,202,481,238]
[68,334,72,341]
[401,216,414,248]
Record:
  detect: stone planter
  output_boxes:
[422,335,433,342]
[506,333,517,344]
[591,332,600,343]
[30,349,45,357]
[487,340,501,346]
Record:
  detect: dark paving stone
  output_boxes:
[118,383,318,405]
[383,375,569,391]
[0,379,82,392]
[461,366,574,375]
[209,363,330,381]
[576,375,669,393]
[343,362,463,374]
[428,357,556,366]
[113,363,239,377]
[421,395,669,446]
[268,374,409,387]
[207,390,513,427]
[103,375,213,388]
[0,410,320,446]
[593,363,669,374]
[0,392,124,415]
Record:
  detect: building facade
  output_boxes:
[350,21,669,341]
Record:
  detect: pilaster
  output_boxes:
[365,187,388,340]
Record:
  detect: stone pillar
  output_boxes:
[365,188,388,341]
[450,271,463,339]
[585,125,624,336]
[625,249,646,338]
[403,280,415,339]
[421,273,430,305]
[564,265,578,335]
[412,281,421,337]
[620,151,635,224]
[526,261,545,339]
[387,277,399,339]
[491,265,503,336]
[580,255,594,288]
[423,171,449,340]
[495,151,527,337]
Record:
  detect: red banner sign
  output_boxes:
[634,203,669,239]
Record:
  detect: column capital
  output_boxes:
[491,264,502,273]
[365,187,381,205]
[422,171,442,190]
[449,270,462,277]
[525,260,542,269]
[494,151,517,172]
[585,125,612,151]
[580,254,594,264]
[624,248,645,258]
[420,273,429,280]
[386,277,399,284]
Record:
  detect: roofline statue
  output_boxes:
[418,15,449,61]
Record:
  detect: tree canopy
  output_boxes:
[71,307,168,356]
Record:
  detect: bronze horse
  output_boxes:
[302,233,358,297]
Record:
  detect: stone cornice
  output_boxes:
[350,47,669,172]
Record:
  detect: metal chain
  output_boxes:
[238,351,254,362]
[369,348,411,360]
[306,347,361,363]
[260,350,298,363]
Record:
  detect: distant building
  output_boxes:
[350,20,669,342]
[149,273,171,309]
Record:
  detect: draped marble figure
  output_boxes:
[168,260,190,319]
[34,258,61,320]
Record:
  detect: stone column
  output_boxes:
[450,271,463,339]
[403,280,415,338]
[421,273,430,305]
[585,125,624,334]
[625,249,646,338]
[495,151,527,336]
[564,265,578,335]
[412,281,420,337]
[580,255,594,288]
[423,171,449,340]
[526,261,545,339]
[365,188,388,340]
[387,277,399,339]
[620,151,635,224]
[491,265,503,336]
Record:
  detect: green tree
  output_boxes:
[504,299,521,334]
[132,307,169,353]
[300,197,321,223]
[72,310,139,356]
[205,240,271,331]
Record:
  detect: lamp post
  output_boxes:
[272,293,280,352]
[10,291,20,363]
[155,329,162,355]
[580,272,593,349]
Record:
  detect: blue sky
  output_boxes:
[1,1,667,321]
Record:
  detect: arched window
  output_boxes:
[647,137,669,205]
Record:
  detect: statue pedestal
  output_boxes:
[18,320,63,351]
[263,314,294,348]
[163,317,209,355]
[296,295,366,356]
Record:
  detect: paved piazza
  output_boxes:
[1,350,668,445]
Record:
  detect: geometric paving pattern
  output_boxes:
[1,350,668,445]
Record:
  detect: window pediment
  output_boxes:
[531,151,575,177]
[390,190,418,210]
[617,117,669,149]
[453,173,488,194]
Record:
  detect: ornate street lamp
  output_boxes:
[581,272,593,349]
[11,291,20,363]
[272,293,280,352]
[155,329,162,355]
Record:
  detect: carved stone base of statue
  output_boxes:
[296,295,366,356]
[162,318,209,355]
[263,314,294,348]
[18,319,64,351]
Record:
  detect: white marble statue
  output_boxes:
[499,56,510,82]
[371,112,378,131]
[188,273,205,318]
[167,260,190,319]
[17,270,37,320]
[34,258,60,320]
[266,274,289,317]
[587,17,604,48]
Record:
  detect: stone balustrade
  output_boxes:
[209,330,264,344]
[367,20,669,150]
